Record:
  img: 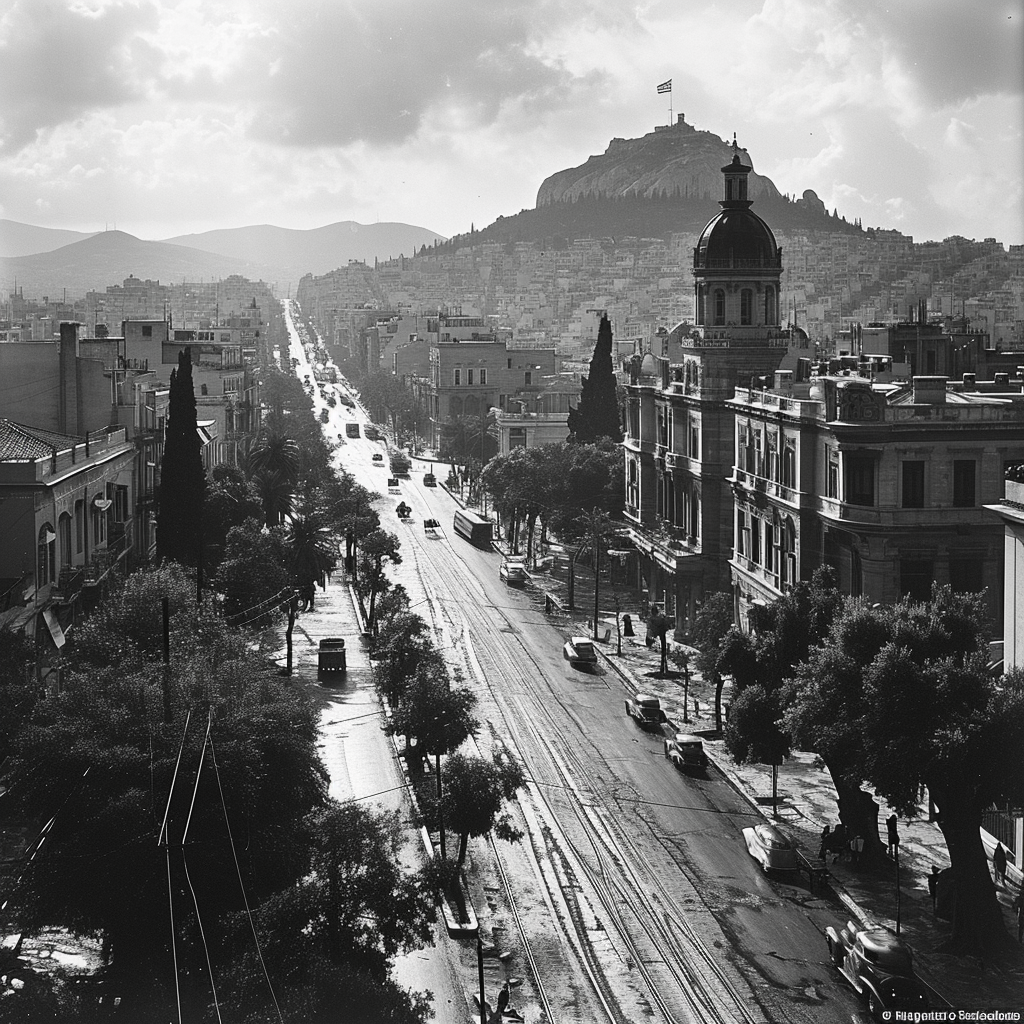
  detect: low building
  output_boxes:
[493,378,581,453]
[0,420,135,677]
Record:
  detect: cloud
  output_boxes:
[0,0,161,151]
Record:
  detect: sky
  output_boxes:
[0,0,1021,245]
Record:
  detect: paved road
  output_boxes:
[285,306,869,1022]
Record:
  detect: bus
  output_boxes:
[345,422,360,438]
[453,509,493,548]
[389,450,411,476]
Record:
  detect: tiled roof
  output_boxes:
[0,420,83,462]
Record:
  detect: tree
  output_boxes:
[567,315,622,443]
[440,750,526,866]
[784,586,1024,955]
[204,464,264,568]
[439,414,496,466]
[4,590,328,997]
[214,519,292,624]
[157,347,206,566]
[689,592,733,731]
[387,662,478,767]
[283,512,338,611]
[247,429,301,527]
[357,529,402,631]
[0,624,36,766]
[724,684,791,815]
[215,801,433,1024]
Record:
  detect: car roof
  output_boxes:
[569,636,593,645]
[755,822,790,843]
[505,555,526,563]
[673,733,703,744]
[634,693,660,705]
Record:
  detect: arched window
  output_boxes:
[714,290,725,326]
[58,512,73,569]
[450,396,463,417]
[765,286,775,326]
[696,286,705,325]
[38,524,56,586]
[740,289,753,325]
[74,500,85,554]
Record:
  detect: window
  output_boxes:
[737,510,747,556]
[467,368,474,385]
[93,503,106,546]
[697,286,705,325]
[751,515,761,564]
[627,460,639,511]
[765,519,776,573]
[480,368,487,385]
[509,427,527,448]
[782,443,796,489]
[58,513,72,569]
[826,453,839,498]
[38,524,56,586]
[142,325,152,337]
[902,461,925,508]
[507,358,512,369]
[74,499,85,554]
[741,289,753,325]
[765,286,775,325]
[845,456,875,506]
[953,459,976,507]
[714,290,725,326]
[114,485,129,523]
[453,369,461,386]
[900,558,934,602]
[525,371,532,386]
[689,419,699,459]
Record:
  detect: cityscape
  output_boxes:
[1,1,1024,1023]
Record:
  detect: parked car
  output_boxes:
[499,556,529,585]
[825,921,929,1020]
[371,452,384,464]
[625,693,666,729]
[563,636,598,668]
[664,733,708,773]
[423,472,437,487]
[742,822,799,873]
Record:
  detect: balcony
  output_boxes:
[50,566,85,605]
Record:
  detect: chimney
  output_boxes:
[912,375,947,404]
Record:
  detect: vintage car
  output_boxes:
[742,822,799,873]
[825,921,929,1020]
[371,452,384,465]
[499,556,529,585]
[422,472,437,487]
[387,477,401,494]
[423,518,442,537]
[664,733,709,773]
[625,693,666,729]
[563,636,598,668]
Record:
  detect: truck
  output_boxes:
[389,450,411,476]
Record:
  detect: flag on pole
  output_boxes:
[657,79,672,94]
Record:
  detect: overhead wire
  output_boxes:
[209,734,285,1024]
[181,710,223,1024]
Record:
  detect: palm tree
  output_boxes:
[246,430,300,526]
[284,513,337,611]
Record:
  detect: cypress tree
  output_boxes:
[157,347,206,566]
[567,315,623,443]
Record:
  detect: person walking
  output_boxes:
[992,842,1008,887]
[928,866,940,913]
[818,825,831,862]
[886,814,900,858]
[850,834,865,867]
[1013,891,1024,944]
[832,822,847,864]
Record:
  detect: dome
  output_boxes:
[695,208,780,268]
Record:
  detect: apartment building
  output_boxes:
[728,372,1024,629]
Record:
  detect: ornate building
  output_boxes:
[622,144,803,636]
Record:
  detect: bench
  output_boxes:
[796,851,830,892]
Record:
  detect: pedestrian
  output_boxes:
[850,834,864,867]
[496,982,510,1016]
[832,822,847,863]
[886,813,899,857]
[818,825,830,862]
[622,613,634,638]
[928,866,940,913]
[992,842,1007,887]
[1013,891,1024,944]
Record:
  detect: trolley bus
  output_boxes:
[453,509,493,548]
[345,422,360,438]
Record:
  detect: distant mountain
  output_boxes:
[536,119,781,206]
[0,231,280,299]
[0,220,96,259]
[162,221,446,281]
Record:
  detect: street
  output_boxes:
[283,302,868,1023]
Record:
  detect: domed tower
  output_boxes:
[693,142,783,349]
